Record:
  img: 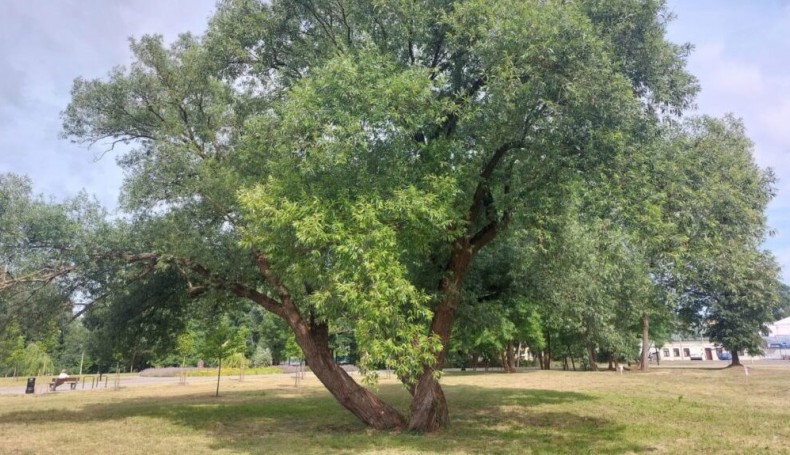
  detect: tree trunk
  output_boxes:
[587,345,598,371]
[730,350,742,367]
[505,341,516,373]
[516,342,522,368]
[215,356,222,397]
[407,240,474,432]
[287,311,407,430]
[542,332,552,370]
[640,311,650,371]
[408,370,449,432]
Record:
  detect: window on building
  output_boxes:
[663,349,670,358]
[673,348,680,357]
[683,348,690,357]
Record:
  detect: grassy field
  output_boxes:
[1,364,789,454]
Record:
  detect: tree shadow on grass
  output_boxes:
[0,384,650,454]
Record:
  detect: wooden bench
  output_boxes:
[49,377,79,391]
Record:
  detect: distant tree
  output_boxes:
[0,322,25,376]
[672,117,779,366]
[250,345,272,367]
[56,319,92,374]
[255,311,290,366]
[202,315,247,396]
[18,342,54,376]
[176,329,197,368]
[683,247,779,366]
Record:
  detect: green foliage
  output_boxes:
[684,247,780,357]
[83,269,194,371]
[254,311,290,365]
[774,283,790,321]
[176,330,196,363]
[55,320,92,373]
[201,315,248,364]
[250,345,272,367]
[0,322,25,375]
[17,342,54,376]
[224,352,249,369]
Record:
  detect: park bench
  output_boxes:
[49,377,79,391]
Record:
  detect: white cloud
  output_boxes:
[0,0,216,210]
[693,42,765,97]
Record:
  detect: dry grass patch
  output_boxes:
[1,365,789,454]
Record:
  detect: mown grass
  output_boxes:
[1,364,789,454]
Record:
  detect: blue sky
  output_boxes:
[666,0,790,283]
[1,1,788,282]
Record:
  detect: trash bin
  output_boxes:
[25,377,36,394]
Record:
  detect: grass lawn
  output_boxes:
[1,364,789,454]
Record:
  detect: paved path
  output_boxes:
[0,373,299,396]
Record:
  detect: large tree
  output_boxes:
[62,0,695,431]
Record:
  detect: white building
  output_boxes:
[767,316,790,336]
[656,317,790,361]
[657,339,724,361]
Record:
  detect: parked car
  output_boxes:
[717,352,732,361]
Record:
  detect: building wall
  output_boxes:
[768,317,790,336]
[658,340,764,361]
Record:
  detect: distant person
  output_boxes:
[53,369,69,390]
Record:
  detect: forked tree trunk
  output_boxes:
[640,311,650,371]
[407,242,473,432]
[408,370,449,432]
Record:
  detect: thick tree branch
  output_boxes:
[251,250,292,302]
[467,141,522,228]
[179,257,285,316]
